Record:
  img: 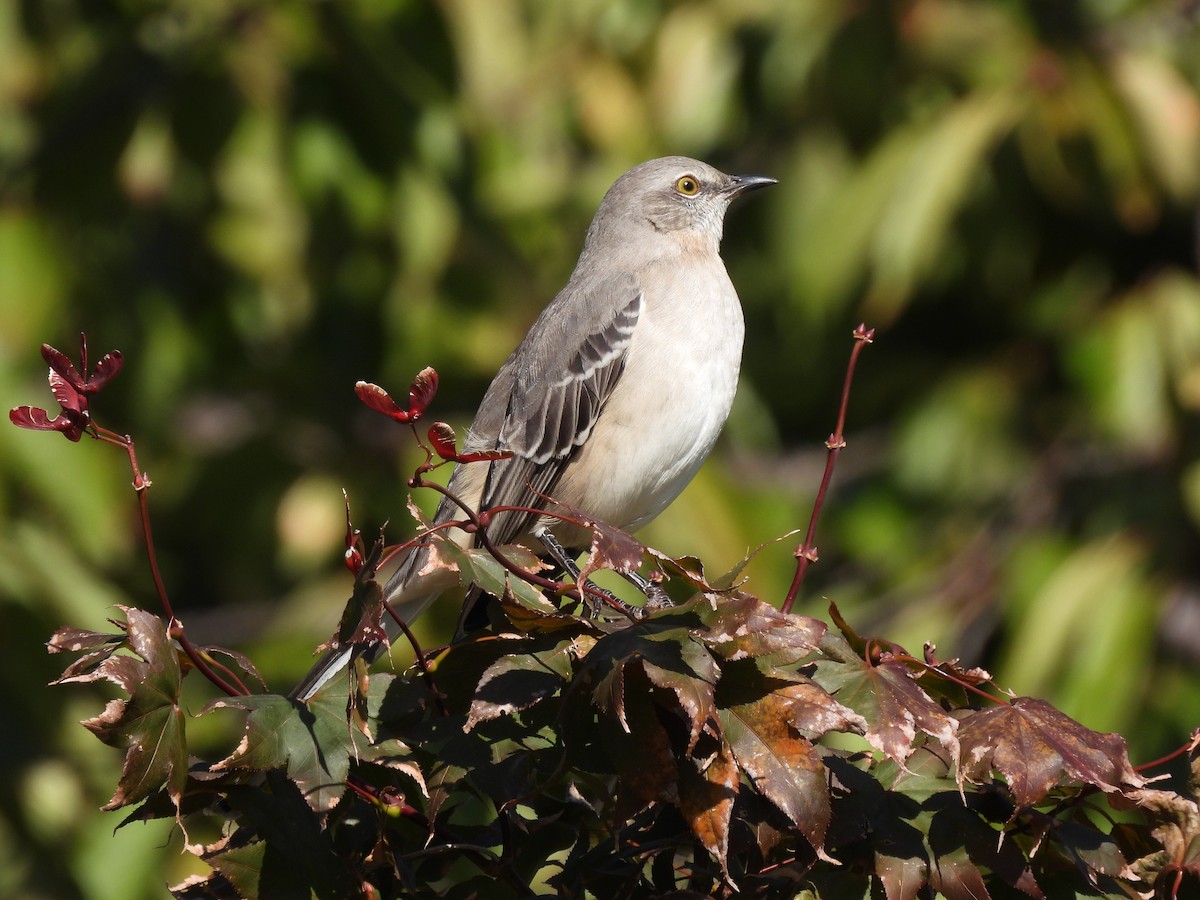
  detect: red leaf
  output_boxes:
[9,405,85,441]
[406,366,438,419]
[958,697,1145,806]
[428,421,458,459]
[47,369,84,413]
[41,342,84,391]
[10,405,58,430]
[355,381,412,422]
[87,350,124,392]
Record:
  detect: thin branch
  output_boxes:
[781,324,874,614]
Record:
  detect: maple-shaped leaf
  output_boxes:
[465,636,575,731]
[53,606,187,812]
[678,733,739,878]
[208,677,393,812]
[813,633,958,766]
[1121,785,1200,894]
[575,513,647,584]
[177,773,354,898]
[958,697,1145,807]
[717,669,851,855]
[590,620,719,754]
[600,665,680,820]
[47,625,126,679]
[694,593,826,666]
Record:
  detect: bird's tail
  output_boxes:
[289,534,460,702]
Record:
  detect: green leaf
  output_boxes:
[209,686,384,812]
[813,634,958,766]
[466,637,574,730]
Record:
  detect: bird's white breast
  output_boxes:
[549,252,744,541]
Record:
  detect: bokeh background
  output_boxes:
[2,1,1198,895]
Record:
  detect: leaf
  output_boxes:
[958,697,1145,807]
[696,593,826,665]
[678,735,739,877]
[1121,787,1200,888]
[465,638,573,731]
[196,775,355,899]
[355,380,414,422]
[209,684,383,812]
[55,606,188,812]
[575,515,646,582]
[876,850,928,900]
[813,634,958,766]
[590,622,718,753]
[323,529,389,652]
[601,666,679,819]
[717,679,836,855]
[406,366,439,419]
[927,846,992,900]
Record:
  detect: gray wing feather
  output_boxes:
[473,275,642,546]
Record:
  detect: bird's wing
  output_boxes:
[474,274,643,547]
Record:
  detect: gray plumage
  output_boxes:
[293,156,774,701]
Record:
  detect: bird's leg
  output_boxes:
[535,531,672,615]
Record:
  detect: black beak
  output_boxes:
[726,174,778,197]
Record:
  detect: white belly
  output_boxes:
[548,258,744,544]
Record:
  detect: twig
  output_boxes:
[93,425,248,696]
[781,324,874,614]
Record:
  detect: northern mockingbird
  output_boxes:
[293,156,774,700]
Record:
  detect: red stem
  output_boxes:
[781,325,874,614]
[93,426,247,696]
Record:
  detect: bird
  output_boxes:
[292,156,775,701]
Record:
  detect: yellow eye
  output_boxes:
[675,175,701,196]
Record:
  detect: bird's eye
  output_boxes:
[675,175,701,196]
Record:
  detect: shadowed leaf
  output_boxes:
[679,735,738,877]
[466,638,573,730]
[208,679,391,812]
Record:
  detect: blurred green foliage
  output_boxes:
[1,0,1198,895]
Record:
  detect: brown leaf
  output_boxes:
[718,683,835,855]
[575,514,646,583]
[876,851,928,900]
[678,736,739,877]
[697,593,826,665]
[958,697,1145,807]
[1121,787,1200,888]
[928,851,992,900]
[607,668,679,820]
